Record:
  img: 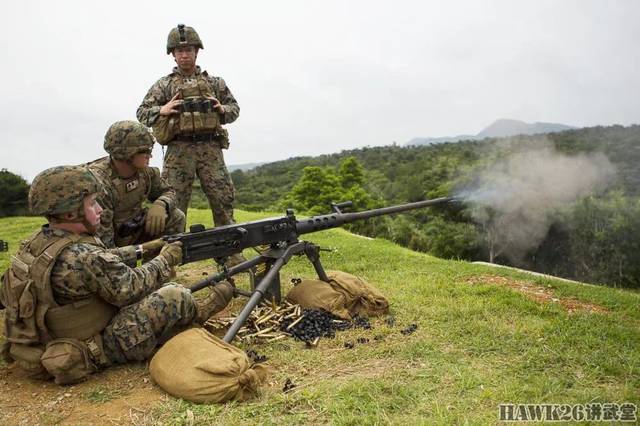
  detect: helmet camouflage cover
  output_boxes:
[167,24,204,54]
[29,165,101,216]
[103,120,155,161]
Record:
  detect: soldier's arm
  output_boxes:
[136,79,171,126]
[146,167,176,212]
[105,246,137,265]
[73,246,174,307]
[212,76,240,124]
[95,184,117,249]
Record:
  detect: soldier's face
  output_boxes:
[131,150,152,169]
[173,46,197,71]
[83,193,103,228]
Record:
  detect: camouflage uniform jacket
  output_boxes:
[88,156,177,248]
[45,227,173,307]
[136,66,239,127]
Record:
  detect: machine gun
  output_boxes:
[164,197,456,342]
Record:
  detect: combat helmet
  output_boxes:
[167,24,204,54]
[29,165,100,216]
[103,120,155,161]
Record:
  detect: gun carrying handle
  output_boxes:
[331,201,353,214]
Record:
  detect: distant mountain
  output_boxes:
[406,119,576,146]
[228,162,265,172]
[476,119,575,138]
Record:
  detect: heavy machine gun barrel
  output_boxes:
[296,197,455,234]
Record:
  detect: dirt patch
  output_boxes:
[0,361,165,425]
[466,275,608,314]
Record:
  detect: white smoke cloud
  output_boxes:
[460,138,616,263]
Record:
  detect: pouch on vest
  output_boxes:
[179,112,195,134]
[215,127,230,149]
[46,297,116,341]
[152,116,178,146]
[9,343,49,378]
[203,110,219,130]
[2,261,40,344]
[40,338,96,385]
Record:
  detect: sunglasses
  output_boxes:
[136,149,153,155]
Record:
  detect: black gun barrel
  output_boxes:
[296,196,456,234]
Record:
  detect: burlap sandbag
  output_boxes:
[285,279,351,320]
[327,270,389,317]
[149,328,269,403]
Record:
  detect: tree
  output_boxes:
[0,169,29,217]
[566,193,640,287]
[338,156,364,188]
[281,166,343,215]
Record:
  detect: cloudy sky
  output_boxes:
[2,0,639,181]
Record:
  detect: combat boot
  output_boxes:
[195,281,235,324]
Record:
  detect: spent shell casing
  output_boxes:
[286,315,305,330]
[267,334,287,342]
[255,312,275,325]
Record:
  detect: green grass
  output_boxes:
[1,210,639,424]
[85,384,123,403]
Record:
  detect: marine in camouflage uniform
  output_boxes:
[137,24,239,227]
[0,165,233,384]
[88,121,185,248]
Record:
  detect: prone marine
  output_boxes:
[0,165,234,384]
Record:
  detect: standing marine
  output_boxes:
[136,24,239,230]
[0,165,234,384]
[88,120,185,248]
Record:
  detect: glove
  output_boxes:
[141,238,166,258]
[145,202,167,236]
[159,241,183,266]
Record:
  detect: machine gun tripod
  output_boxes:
[189,239,331,342]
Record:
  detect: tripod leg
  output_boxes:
[253,259,282,304]
[304,242,329,282]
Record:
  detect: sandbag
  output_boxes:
[327,270,389,317]
[149,328,268,404]
[285,279,351,320]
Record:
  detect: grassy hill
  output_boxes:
[1,210,639,424]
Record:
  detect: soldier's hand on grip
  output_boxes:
[141,238,166,256]
[146,202,168,236]
[159,241,183,266]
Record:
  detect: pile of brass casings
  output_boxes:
[205,301,304,343]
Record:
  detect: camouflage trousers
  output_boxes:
[114,207,186,247]
[102,284,196,364]
[162,141,236,226]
